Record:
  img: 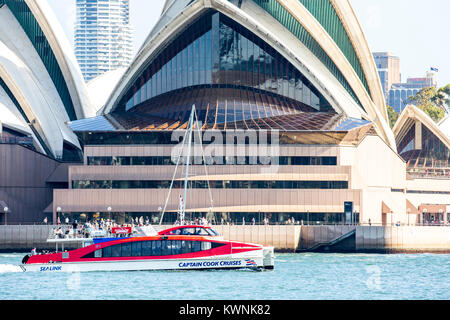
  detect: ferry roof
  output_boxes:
[158,225,214,235]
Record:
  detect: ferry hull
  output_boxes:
[21,256,268,273]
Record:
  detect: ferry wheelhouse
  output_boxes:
[20,225,274,272]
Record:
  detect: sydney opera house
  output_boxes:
[0,0,449,226]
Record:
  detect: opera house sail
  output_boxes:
[0,0,93,160]
[1,0,448,226]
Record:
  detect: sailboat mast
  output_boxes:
[182,105,196,224]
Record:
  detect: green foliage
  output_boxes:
[407,86,447,122]
[386,105,399,128]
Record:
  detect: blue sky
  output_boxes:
[48,0,450,86]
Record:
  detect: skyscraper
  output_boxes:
[388,72,437,113]
[75,0,134,82]
[373,52,401,100]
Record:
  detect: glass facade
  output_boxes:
[252,0,364,111]
[86,156,337,166]
[72,180,349,190]
[398,122,450,177]
[58,211,350,226]
[116,10,333,121]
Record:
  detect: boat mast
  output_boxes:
[181,105,196,224]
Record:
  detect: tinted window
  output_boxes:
[181,228,196,235]
[103,246,111,258]
[161,240,172,256]
[142,241,152,256]
[193,241,202,252]
[181,240,192,254]
[132,241,142,256]
[122,243,132,257]
[152,240,162,256]
[111,245,121,257]
[98,240,221,258]
[172,240,182,255]
[201,242,212,251]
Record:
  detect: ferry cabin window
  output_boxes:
[206,228,219,236]
[122,242,132,257]
[142,241,152,256]
[201,242,212,251]
[98,240,220,258]
[167,229,182,235]
[132,241,142,256]
[181,228,196,235]
[195,228,210,236]
[94,250,102,258]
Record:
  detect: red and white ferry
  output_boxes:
[21,107,275,272]
[20,225,274,272]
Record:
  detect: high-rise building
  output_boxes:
[75,0,134,82]
[373,52,401,99]
[388,72,437,113]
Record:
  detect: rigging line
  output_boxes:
[159,124,190,225]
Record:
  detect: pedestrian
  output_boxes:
[43,217,48,225]
[72,220,78,238]
[57,216,61,225]
[65,216,69,225]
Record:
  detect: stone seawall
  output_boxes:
[0,225,449,253]
[0,225,81,252]
[355,226,450,253]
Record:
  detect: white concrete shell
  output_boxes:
[87,68,127,114]
[0,2,87,158]
[102,0,395,148]
[0,85,34,137]
[393,105,450,151]
[438,115,450,137]
[27,0,95,118]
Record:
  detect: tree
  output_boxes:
[386,105,399,128]
[435,84,450,113]
[408,86,446,122]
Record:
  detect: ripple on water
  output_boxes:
[0,253,449,300]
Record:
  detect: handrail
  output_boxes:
[298,227,356,252]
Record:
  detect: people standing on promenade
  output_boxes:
[72,220,78,238]
[43,217,48,225]
[57,216,61,225]
[65,217,69,225]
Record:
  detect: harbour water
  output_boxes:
[0,253,448,300]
